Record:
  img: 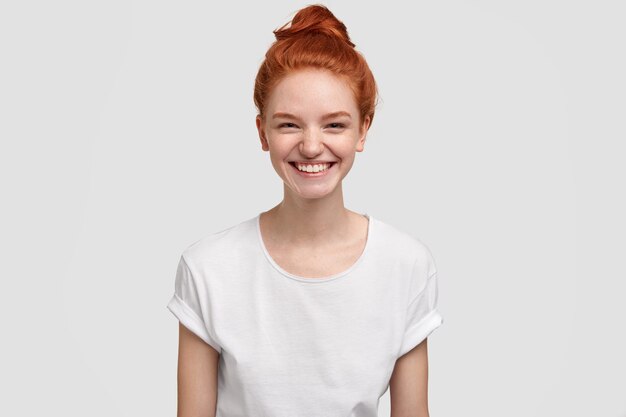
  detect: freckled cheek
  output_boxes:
[266,140,292,160]
[267,133,357,159]
[332,142,358,159]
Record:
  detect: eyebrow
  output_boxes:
[271,111,352,120]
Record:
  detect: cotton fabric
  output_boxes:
[166,212,443,417]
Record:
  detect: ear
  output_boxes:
[355,115,371,153]
[256,115,270,151]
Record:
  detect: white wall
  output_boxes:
[1,0,624,416]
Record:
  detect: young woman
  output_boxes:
[167,4,443,416]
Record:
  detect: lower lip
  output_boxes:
[289,162,336,178]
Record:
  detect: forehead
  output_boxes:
[267,68,358,115]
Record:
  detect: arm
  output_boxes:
[389,338,430,417]
[176,322,220,417]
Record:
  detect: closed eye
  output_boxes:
[278,122,345,129]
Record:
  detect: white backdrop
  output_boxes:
[1,0,625,416]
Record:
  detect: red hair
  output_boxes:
[253,4,379,129]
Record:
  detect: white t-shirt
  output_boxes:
[166,212,443,417]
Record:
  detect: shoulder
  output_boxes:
[180,214,258,270]
[372,215,437,276]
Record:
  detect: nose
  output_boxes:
[299,128,325,156]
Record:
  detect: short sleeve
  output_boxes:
[166,255,222,353]
[397,254,444,358]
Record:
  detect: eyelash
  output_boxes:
[279,123,345,129]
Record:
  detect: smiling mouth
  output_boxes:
[288,161,337,173]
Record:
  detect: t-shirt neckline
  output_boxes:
[255,212,373,284]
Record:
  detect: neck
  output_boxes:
[263,183,358,246]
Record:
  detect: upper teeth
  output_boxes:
[295,162,332,172]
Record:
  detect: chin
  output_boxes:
[290,186,338,200]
